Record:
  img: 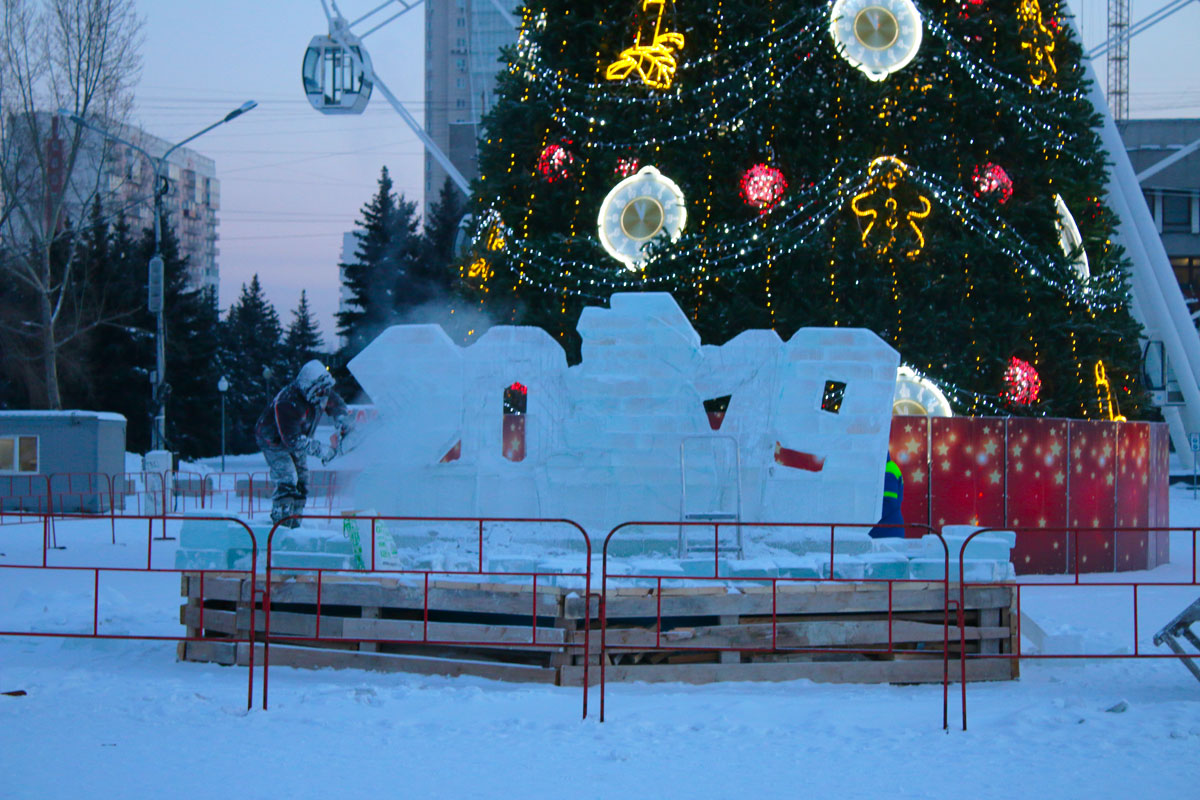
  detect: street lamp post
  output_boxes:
[217,375,229,471]
[60,102,257,451]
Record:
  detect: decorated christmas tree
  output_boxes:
[458,0,1149,419]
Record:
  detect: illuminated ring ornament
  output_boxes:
[597,166,687,270]
[830,0,923,82]
[1053,194,1090,282]
[893,366,953,416]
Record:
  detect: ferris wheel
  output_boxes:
[300,0,516,195]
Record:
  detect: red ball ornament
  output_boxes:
[1002,357,1041,406]
[615,156,640,177]
[536,143,574,183]
[740,163,788,212]
[973,163,1013,204]
[958,0,985,18]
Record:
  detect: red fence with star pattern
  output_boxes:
[891,417,1170,574]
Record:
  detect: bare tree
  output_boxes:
[0,0,143,408]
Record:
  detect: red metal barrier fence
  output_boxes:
[0,475,53,524]
[0,469,343,526]
[2,508,1198,726]
[599,521,955,724]
[260,513,595,717]
[951,526,1200,730]
[0,513,261,709]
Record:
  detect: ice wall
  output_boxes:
[348,293,898,535]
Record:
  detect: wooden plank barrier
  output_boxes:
[179,574,1016,686]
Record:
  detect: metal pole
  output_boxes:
[152,170,166,451]
[220,393,226,471]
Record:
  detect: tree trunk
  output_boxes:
[39,291,61,410]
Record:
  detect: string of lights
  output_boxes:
[471,155,1123,312]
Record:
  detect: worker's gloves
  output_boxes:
[319,443,338,466]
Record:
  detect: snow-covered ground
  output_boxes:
[2,488,1199,799]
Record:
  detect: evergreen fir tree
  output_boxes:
[76,208,151,449]
[164,249,224,461]
[336,166,422,359]
[221,275,285,453]
[420,176,465,285]
[283,289,325,376]
[461,0,1149,419]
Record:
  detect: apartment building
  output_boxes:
[423,0,520,210]
[24,113,222,297]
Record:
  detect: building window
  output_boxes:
[1172,256,1200,304]
[0,435,38,473]
[1163,193,1192,233]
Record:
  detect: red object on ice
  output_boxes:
[503,414,526,462]
[440,439,462,463]
[740,163,788,212]
[773,442,825,472]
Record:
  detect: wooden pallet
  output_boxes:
[178,573,1017,686]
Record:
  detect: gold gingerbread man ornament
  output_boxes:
[850,156,932,259]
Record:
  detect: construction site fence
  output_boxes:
[258,513,595,717]
[950,525,1199,730]
[0,469,343,526]
[0,513,261,709]
[598,521,957,725]
[0,513,1197,727]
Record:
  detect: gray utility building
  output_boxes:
[1121,119,1200,310]
[0,411,126,513]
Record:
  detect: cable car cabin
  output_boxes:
[301,34,373,114]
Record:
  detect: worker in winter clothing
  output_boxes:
[255,360,351,528]
[869,453,905,538]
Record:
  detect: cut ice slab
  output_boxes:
[931,527,1017,562]
[757,529,874,556]
[907,558,1016,582]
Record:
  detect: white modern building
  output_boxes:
[1121,119,1200,310]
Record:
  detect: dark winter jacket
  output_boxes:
[254,382,349,452]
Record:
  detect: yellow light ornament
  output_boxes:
[850,156,932,259]
[605,0,685,90]
[1094,361,1126,421]
[466,257,493,289]
[1016,0,1057,88]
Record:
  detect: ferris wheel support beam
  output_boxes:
[320,0,472,194]
[373,67,472,194]
[1073,12,1200,469]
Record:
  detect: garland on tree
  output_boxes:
[457,0,1148,420]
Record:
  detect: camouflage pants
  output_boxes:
[263,447,309,528]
